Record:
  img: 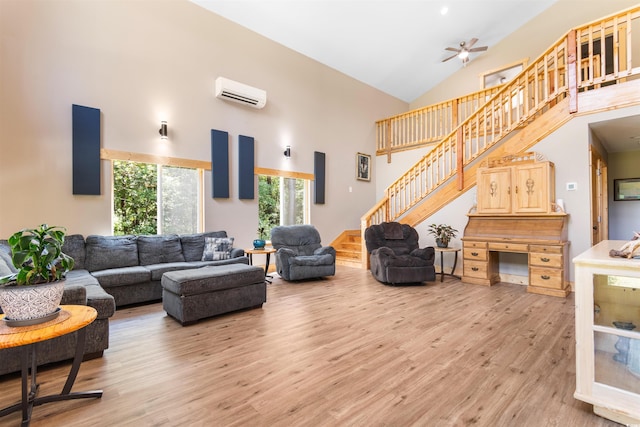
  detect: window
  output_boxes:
[113,160,202,235]
[258,173,310,239]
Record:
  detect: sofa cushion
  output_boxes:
[202,237,235,261]
[145,262,194,281]
[62,234,87,270]
[0,241,16,274]
[85,235,139,272]
[137,235,185,265]
[84,284,116,318]
[180,231,228,262]
[91,266,151,288]
[288,254,334,266]
[0,253,14,277]
[65,269,100,286]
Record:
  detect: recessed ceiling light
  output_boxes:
[440,6,448,15]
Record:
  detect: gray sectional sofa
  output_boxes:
[0,230,247,376]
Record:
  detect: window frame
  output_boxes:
[104,149,206,234]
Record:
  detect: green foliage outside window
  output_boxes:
[258,175,306,240]
[113,161,199,236]
[113,161,158,235]
[258,176,280,239]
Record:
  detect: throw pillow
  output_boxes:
[202,237,234,261]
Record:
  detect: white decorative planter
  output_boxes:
[0,280,64,326]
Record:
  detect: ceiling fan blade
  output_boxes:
[442,53,459,62]
[469,46,488,52]
[445,47,461,53]
[466,38,479,49]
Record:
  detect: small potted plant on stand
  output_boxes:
[427,223,458,248]
[254,226,267,250]
[0,224,74,326]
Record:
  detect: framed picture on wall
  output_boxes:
[614,178,640,201]
[356,152,371,181]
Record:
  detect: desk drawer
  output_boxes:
[488,242,528,252]
[463,248,487,261]
[529,253,563,268]
[529,245,563,254]
[530,267,563,289]
[464,260,489,279]
[464,241,487,250]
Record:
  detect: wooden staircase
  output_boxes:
[332,229,362,268]
[346,6,640,269]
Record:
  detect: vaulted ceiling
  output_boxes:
[191,0,557,103]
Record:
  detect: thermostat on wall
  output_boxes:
[567,182,577,191]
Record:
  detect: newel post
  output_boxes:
[456,127,464,191]
[386,120,392,163]
[567,29,578,114]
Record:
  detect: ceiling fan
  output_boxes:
[442,38,488,65]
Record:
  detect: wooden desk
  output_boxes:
[0,305,102,426]
[461,214,570,297]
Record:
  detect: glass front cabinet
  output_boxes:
[574,240,640,424]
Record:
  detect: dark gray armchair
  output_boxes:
[270,225,336,281]
[364,222,435,285]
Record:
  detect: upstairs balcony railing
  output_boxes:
[363,5,640,235]
[375,86,503,161]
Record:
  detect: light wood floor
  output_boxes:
[0,266,619,427]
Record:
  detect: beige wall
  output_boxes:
[0,0,407,243]
[608,151,640,239]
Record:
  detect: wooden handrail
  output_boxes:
[375,86,504,161]
[362,5,640,249]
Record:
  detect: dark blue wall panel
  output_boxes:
[211,129,229,198]
[72,104,101,195]
[238,135,255,199]
[314,151,325,204]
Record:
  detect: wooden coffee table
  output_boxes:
[0,305,103,426]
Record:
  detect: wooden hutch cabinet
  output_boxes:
[476,156,555,214]
[573,241,640,424]
[462,153,570,297]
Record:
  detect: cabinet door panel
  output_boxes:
[513,163,550,213]
[477,168,512,214]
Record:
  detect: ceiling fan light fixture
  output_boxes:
[458,50,469,60]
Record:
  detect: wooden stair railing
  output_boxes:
[359,5,640,269]
[375,86,503,162]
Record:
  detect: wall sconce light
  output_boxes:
[159,121,168,139]
[284,145,291,158]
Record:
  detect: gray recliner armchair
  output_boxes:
[365,222,435,285]
[271,225,336,281]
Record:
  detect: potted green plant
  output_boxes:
[0,224,74,326]
[253,225,267,250]
[427,223,458,248]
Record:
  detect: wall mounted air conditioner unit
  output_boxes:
[214,77,267,109]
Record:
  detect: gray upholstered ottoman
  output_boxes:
[161,264,266,325]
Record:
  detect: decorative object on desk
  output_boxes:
[0,224,74,326]
[427,223,458,248]
[609,232,640,258]
[356,152,371,181]
[253,226,267,249]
